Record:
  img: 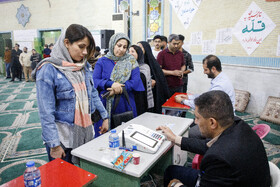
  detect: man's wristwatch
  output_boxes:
[180,99,186,105]
[170,181,182,187]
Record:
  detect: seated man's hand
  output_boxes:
[156,126,176,142]
[168,179,183,187]
[175,94,188,103]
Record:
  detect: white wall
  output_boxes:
[188,62,280,115]
[0,0,114,32]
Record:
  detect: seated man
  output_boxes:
[157,90,270,187]
[175,54,235,138]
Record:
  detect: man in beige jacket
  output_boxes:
[19,47,33,82]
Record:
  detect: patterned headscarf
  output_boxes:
[105,33,138,83]
[105,33,138,128]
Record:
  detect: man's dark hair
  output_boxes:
[203,54,222,72]
[49,43,54,47]
[153,35,162,41]
[178,34,185,42]
[15,43,20,47]
[194,90,234,127]
[160,35,167,43]
[65,24,95,59]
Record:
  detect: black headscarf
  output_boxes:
[138,41,170,113]
[130,45,144,65]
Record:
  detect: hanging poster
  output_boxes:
[216,28,233,44]
[191,31,202,45]
[202,40,216,54]
[169,0,201,30]
[233,1,276,55]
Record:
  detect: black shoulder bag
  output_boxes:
[111,88,134,129]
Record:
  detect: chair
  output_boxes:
[269,161,280,187]
[252,124,271,139]
[192,154,203,170]
[191,124,271,170]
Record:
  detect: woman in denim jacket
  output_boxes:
[32,24,108,164]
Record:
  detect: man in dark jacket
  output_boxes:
[10,43,22,82]
[178,34,194,93]
[30,49,42,70]
[157,90,270,187]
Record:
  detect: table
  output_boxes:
[1,158,97,187]
[162,92,190,115]
[71,112,193,187]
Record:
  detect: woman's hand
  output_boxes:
[106,88,115,97]
[111,82,124,95]
[99,119,109,134]
[151,79,156,88]
[50,145,65,159]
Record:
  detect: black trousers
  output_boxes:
[164,165,199,187]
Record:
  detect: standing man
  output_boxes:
[157,90,270,187]
[19,47,32,82]
[160,35,168,50]
[4,46,12,79]
[30,49,42,70]
[49,43,54,51]
[10,43,22,82]
[43,44,51,58]
[178,34,194,93]
[175,55,235,138]
[151,35,162,59]
[157,34,185,96]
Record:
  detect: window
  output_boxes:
[147,0,162,39]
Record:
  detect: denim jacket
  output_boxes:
[36,62,108,148]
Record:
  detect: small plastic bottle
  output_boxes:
[23,161,41,187]
[109,129,120,161]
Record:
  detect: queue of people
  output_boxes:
[4,43,53,82]
[6,23,268,187]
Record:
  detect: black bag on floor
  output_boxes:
[111,88,134,129]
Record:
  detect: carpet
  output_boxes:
[0,75,279,185]
[0,76,48,185]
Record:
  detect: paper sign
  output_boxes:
[202,40,216,54]
[191,32,202,45]
[169,0,201,30]
[233,1,276,55]
[216,28,233,44]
